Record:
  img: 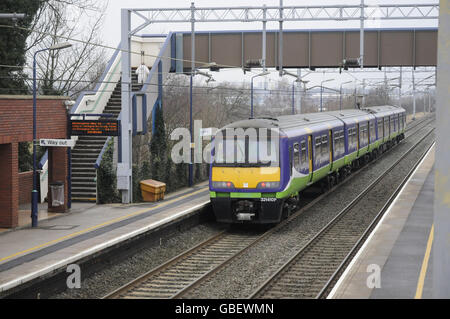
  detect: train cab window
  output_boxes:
[293,143,300,171]
[300,141,307,165]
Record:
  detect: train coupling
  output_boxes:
[235,200,257,221]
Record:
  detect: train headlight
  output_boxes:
[256,181,280,189]
[212,181,235,189]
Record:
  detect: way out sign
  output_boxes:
[40,139,75,147]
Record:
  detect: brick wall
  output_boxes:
[18,171,33,204]
[0,142,18,228]
[0,95,68,144]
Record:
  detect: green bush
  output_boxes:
[97,139,120,204]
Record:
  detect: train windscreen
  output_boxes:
[213,129,279,167]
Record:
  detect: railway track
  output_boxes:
[104,116,433,299]
[249,126,435,299]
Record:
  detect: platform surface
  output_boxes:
[0,182,210,293]
[330,144,435,299]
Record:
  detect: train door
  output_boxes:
[308,135,313,183]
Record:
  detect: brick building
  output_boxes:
[0,95,69,228]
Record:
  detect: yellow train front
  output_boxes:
[209,118,291,224]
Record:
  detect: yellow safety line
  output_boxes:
[0,187,208,264]
[414,224,434,299]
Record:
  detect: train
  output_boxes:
[209,105,406,224]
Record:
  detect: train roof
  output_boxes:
[218,105,404,138]
[363,105,405,117]
[326,109,374,125]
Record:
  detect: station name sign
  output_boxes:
[69,120,120,136]
[40,139,75,147]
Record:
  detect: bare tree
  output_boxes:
[25,0,108,97]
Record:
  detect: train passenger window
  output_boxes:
[293,143,300,171]
[321,135,328,158]
[365,125,368,143]
[315,137,321,161]
[378,121,383,138]
[360,125,365,145]
[348,128,352,148]
[334,130,344,156]
[334,132,339,154]
[348,128,354,149]
[300,141,307,165]
[370,123,375,141]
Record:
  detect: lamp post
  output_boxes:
[31,42,72,228]
[282,69,309,115]
[320,78,334,112]
[251,71,270,117]
[339,80,352,111]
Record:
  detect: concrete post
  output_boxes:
[433,0,450,299]
[119,9,132,203]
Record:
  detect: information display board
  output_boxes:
[69,120,120,136]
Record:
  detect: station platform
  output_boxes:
[0,181,210,295]
[329,144,435,299]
